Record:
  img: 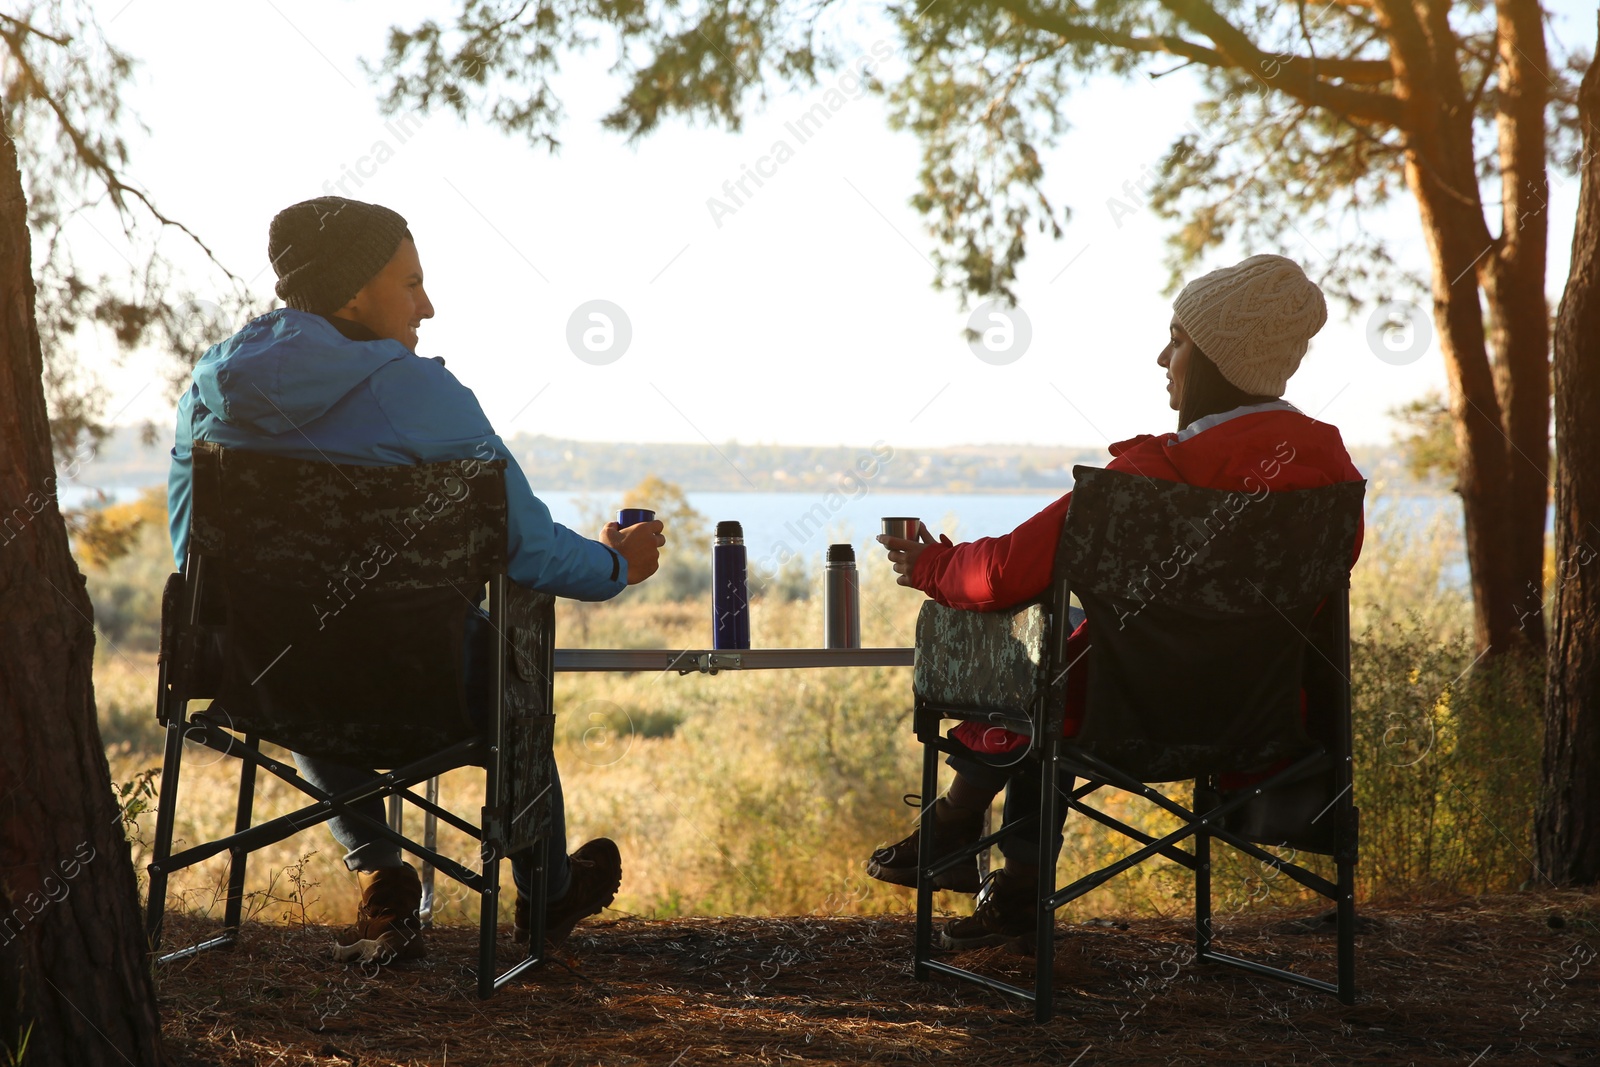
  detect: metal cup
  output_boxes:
[618,507,656,527]
[881,516,923,541]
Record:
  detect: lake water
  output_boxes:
[542,489,1070,575]
[58,481,1476,587]
[55,483,1069,563]
[546,488,1476,588]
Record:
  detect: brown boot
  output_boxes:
[513,838,622,949]
[866,797,984,893]
[332,863,426,965]
[940,867,1040,950]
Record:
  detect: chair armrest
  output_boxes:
[913,600,1050,715]
[496,581,557,854]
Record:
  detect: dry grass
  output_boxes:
[98,481,1514,935]
[103,481,1526,938]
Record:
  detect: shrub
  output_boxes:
[80,488,173,652]
[1351,617,1542,897]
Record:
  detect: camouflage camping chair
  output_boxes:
[146,441,556,996]
[911,466,1366,1022]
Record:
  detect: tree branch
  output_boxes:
[0,12,72,47]
[990,0,1390,84]
[1157,0,1403,125]
[0,25,245,289]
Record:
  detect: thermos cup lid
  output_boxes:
[826,543,855,564]
[716,520,744,538]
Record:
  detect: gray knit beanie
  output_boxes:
[1171,254,1328,396]
[267,197,411,315]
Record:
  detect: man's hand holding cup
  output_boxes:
[605,508,666,585]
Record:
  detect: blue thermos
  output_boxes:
[713,520,751,649]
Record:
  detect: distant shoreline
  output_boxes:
[56,428,1434,498]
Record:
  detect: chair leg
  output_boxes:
[1034,742,1059,1024]
[420,776,439,928]
[478,843,500,999]
[913,732,939,981]
[146,719,186,951]
[1337,856,1356,1004]
[526,831,547,961]
[222,736,259,935]
[1195,829,1212,959]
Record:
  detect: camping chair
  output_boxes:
[146,441,556,996]
[911,466,1366,1022]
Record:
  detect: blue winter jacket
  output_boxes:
[167,308,626,600]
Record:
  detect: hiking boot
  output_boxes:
[940,868,1039,950]
[514,838,622,949]
[866,797,984,894]
[332,862,426,965]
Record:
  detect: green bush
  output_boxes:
[1351,616,1542,898]
[82,500,173,653]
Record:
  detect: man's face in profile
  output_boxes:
[334,237,434,351]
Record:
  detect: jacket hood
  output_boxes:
[190,309,409,434]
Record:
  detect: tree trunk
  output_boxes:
[1540,26,1600,886]
[1481,0,1551,653]
[1390,14,1529,656]
[1415,180,1525,653]
[0,125,168,1063]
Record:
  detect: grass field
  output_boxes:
[96,475,1539,937]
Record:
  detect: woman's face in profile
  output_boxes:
[1158,316,1195,412]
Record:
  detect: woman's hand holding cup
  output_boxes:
[878,518,945,588]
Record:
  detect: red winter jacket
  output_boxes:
[910,402,1365,756]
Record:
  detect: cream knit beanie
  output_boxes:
[1171,254,1328,396]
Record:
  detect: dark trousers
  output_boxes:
[945,742,1074,866]
[942,603,1082,866]
[290,610,571,901]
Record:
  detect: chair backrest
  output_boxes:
[1057,467,1365,781]
[186,441,509,765]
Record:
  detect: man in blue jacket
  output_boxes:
[168,196,664,962]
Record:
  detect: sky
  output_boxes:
[57,0,1599,452]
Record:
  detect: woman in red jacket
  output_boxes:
[866,254,1364,949]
